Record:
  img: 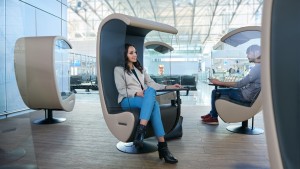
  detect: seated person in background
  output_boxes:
[201,45,261,125]
[114,43,181,164]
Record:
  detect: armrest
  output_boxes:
[156,88,189,92]
[209,83,227,88]
[157,87,190,96]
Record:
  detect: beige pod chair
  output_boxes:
[215,26,264,135]
[261,0,299,168]
[97,13,181,153]
[14,36,75,124]
[215,92,263,134]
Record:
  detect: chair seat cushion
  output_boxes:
[219,95,252,107]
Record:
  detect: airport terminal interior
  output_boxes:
[1,0,298,169]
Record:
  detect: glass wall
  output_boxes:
[0,0,5,113]
[69,53,97,87]
[0,0,67,115]
[5,0,36,113]
[55,39,72,98]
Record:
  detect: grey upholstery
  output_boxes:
[97,14,179,143]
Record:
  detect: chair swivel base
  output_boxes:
[33,109,66,124]
[226,125,264,135]
[33,117,66,124]
[116,141,157,154]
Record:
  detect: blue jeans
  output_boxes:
[120,87,165,137]
[210,88,250,118]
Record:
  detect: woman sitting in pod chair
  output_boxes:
[114,43,181,164]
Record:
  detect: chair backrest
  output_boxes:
[180,75,196,85]
[215,92,262,123]
[96,13,178,142]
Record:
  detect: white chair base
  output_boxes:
[116,141,157,154]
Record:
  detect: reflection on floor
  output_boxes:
[0,118,38,168]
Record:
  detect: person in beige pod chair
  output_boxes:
[114,43,181,164]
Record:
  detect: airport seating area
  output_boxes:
[70,75,98,92]
[150,74,197,91]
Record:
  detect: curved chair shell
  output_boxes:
[215,92,262,123]
[221,26,261,47]
[262,0,300,168]
[14,36,75,112]
[96,13,178,142]
[144,41,174,54]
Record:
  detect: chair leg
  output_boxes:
[33,109,66,124]
[226,119,264,135]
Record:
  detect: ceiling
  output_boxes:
[67,0,263,56]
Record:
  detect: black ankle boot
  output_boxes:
[158,142,178,164]
[133,124,147,148]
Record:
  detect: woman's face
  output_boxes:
[127,46,137,63]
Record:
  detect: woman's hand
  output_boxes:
[135,91,144,97]
[167,84,182,89]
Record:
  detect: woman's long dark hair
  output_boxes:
[124,43,143,74]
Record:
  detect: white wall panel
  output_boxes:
[36,9,61,36]
[62,3,67,21]
[5,0,36,112]
[1,0,67,114]
[62,20,67,37]
[61,0,67,6]
[21,0,61,18]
